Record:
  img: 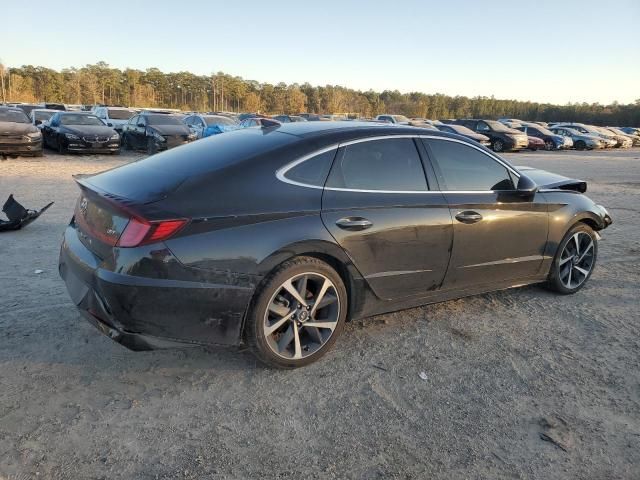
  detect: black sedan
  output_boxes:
[121,113,196,154]
[448,119,529,152]
[435,123,491,146]
[0,107,43,157]
[42,112,120,154]
[59,122,612,368]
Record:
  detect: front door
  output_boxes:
[423,137,548,290]
[321,137,453,300]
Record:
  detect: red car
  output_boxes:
[527,135,545,151]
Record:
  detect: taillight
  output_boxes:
[117,218,188,247]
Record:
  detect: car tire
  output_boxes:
[547,223,598,295]
[575,140,586,151]
[244,256,348,369]
[544,140,554,151]
[146,137,157,155]
[492,139,504,152]
[58,139,67,155]
[122,134,131,150]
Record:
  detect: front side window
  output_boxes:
[326,138,427,191]
[426,139,515,191]
[283,149,336,187]
[476,121,490,132]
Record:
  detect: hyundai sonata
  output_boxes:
[59,122,612,368]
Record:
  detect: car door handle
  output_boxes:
[455,211,483,224]
[335,217,373,231]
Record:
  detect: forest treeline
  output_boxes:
[1,62,638,125]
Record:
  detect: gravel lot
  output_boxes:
[1,148,639,479]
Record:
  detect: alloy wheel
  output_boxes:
[263,272,340,360]
[493,140,503,152]
[558,231,595,289]
[544,140,554,151]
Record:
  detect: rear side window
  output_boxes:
[425,139,515,191]
[326,138,427,191]
[283,149,336,187]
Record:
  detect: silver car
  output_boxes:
[554,123,618,148]
[549,126,604,150]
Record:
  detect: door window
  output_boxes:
[326,138,427,191]
[476,121,490,132]
[426,139,515,191]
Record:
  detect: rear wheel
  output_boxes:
[492,139,504,152]
[245,257,347,368]
[547,223,597,294]
[58,138,67,155]
[544,140,555,151]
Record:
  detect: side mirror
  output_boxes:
[35,120,42,126]
[137,122,145,128]
[107,122,113,127]
[517,174,538,195]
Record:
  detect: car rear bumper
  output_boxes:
[58,225,253,350]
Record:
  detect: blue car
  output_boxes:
[183,114,239,139]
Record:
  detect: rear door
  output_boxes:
[321,136,453,300]
[423,137,548,290]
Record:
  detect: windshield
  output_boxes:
[34,111,55,121]
[108,109,135,120]
[484,120,512,132]
[449,124,476,135]
[393,115,410,123]
[146,115,184,125]
[530,126,556,136]
[0,109,30,123]
[60,114,104,126]
[204,116,235,126]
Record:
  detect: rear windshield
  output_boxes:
[34,111,55,121]
[108,109,135,120]
[60,114,104,126]
[204,116,235,126]
[484,120,512,132]
[0,109,30,123]
[145,115,184,125]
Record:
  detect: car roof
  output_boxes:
[268,120,448,139]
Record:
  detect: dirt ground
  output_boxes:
[1,147,639,479]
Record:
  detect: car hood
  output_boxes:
[0,121,39,136]
[466,132,489,141]
[148,124,190,136]
[63,125,117,136]
[517,166,587,193]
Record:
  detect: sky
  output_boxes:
[2,0,639,105]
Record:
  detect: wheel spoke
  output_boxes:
[282,279,308,306]
[265,311,294,337]
[559,255,573,266]
[310,278,331,318]
[573,233,581,256]
[306,326,324,344]
[303,321,337,332]
[573,265,590,277]
[566,266,573,287]
[576,240,593,262]
[297,275,308,302]
[292,325,302,359]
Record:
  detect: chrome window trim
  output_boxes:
[275,134,520,194]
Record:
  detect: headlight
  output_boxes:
[152,131,165,142]
[110,133,120,140]
[188,132,197,140]
[65,133,80,140]
[27,131,41,138]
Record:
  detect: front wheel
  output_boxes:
[492,139,504,152]
[574,140,586,151]
[245,256,347,368]
[547,223,598,294]
[544,140,555,151]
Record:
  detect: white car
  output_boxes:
[92,106,137,132]
[30,109,58,130]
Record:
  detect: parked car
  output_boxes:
[548,126,604,150]
[553,123,618,148]
[121,113,196,154]
[593,127,632,148]
[42,112,120,154]
[516,124,572,150]
[92,106,136,132]
[619,127,640,137]
[298,113,323,121]
[606,127,640,146]
[43,103,67,111]
[375,114,411,125]
[435,123,491,147]
[526,135,545,151]
[183,114,240,138]
[273,115,308,123]
[59,122,612,368]
[450,119,528,152]
[0,106,43,157]
[30,109,58,130]
[240,117,281,128]
[13,103,42,119]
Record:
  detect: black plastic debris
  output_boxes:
[0,194,54,232]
